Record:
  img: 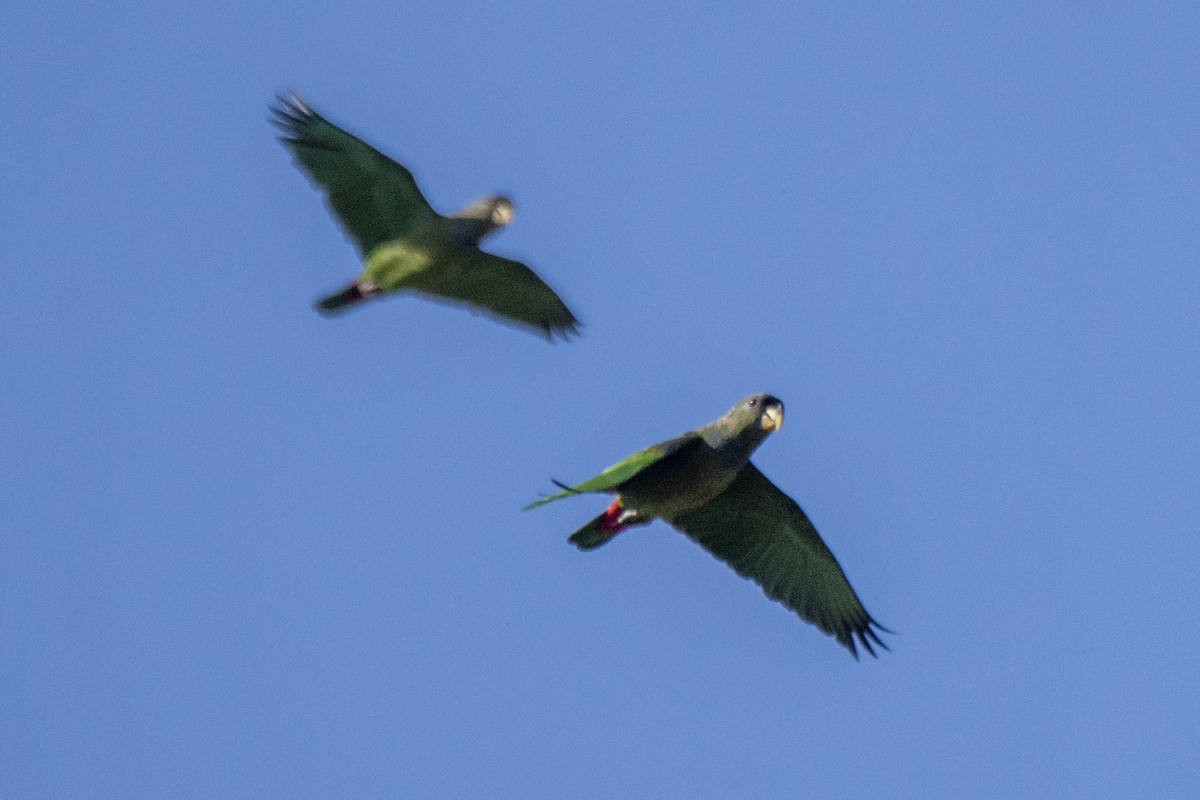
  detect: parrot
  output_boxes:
[271,92,580,339]
[526,394,890,658]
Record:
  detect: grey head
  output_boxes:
[702,393,785,456]
[447,195,515,247]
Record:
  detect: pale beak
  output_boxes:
[761,404,784,432]
[492,203,514,226]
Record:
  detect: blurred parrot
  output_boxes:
[271,92,579,339]
[526,394,890,658]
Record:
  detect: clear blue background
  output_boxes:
[4,2,1198,797]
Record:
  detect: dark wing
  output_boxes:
[525,433,704,509]
[271,92,438,255]
[420,250,581,340]
[670,463,890,658]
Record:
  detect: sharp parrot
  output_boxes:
[271,92,580,339]
[526,394,890,658]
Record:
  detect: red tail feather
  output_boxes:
[599,498,625,533]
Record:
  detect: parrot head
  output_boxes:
[457,195,515,237]
[730,392,784,432]
[708,393,785,450]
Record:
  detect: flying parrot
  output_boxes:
[271,92,580,339]
[526,394,890,658]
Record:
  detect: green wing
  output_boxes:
[670,463,890,658]
[525,433,702,509]
[420,251,580,340]
[271,93,438,256]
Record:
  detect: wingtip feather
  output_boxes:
[841,615,893,660]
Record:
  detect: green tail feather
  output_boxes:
[567,513,622,551]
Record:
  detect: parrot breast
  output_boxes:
[618,443,746,522]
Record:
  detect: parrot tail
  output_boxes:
[315,279,378,315]
[568,498,638,550]
[567,513,623,550]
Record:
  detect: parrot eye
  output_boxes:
[748,398,758,407]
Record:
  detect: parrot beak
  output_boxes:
[491,197,515,227]
[761,403,784,432]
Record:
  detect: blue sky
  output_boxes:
[3,2,1198,797]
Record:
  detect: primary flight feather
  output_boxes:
[527,394,891,658]
[271,92,580,339]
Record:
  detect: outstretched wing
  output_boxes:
[421,250,581,340]
[271,92,438,256]
[670,463,890,658]
[525,433,703,509]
